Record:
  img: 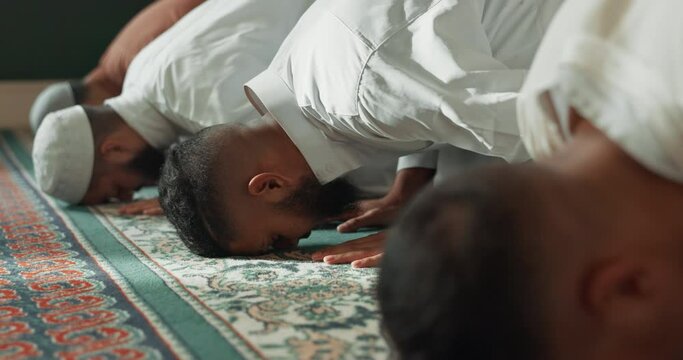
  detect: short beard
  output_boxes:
[127,146,165,181]
[277,177,358,221]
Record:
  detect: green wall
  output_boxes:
[0,0,152,80]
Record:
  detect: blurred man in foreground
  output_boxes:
[380,1,683,358]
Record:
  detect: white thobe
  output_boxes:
[245,0,564,184]
[517,0,683,183]
[105,0,400,196]
[105,0,314,149]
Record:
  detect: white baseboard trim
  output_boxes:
[0,80,57,130]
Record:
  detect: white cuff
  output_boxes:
[105,92,177,150]
[396,151,439,171]
[245,69,363,183]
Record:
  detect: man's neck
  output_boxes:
[245,115,314,178]
[547,121,683,240]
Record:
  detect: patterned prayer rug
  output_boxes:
[0,130,389,359]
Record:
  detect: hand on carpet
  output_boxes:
[336,202,400,233]
[118,198,164,216]
[336,167,434,233]
[311,232,385,268]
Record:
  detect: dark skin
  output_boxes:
[335,167,435,232]
[196,120,327,255]
[80,115,157,205]
[115,124,312,250]
[312,167,435,268]
[115,116,438,264]
[512,110,683,359]
[119,146,436,265]
[118,162,435,219]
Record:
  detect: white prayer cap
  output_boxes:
[32,106,94,204]
[29,82,76,133]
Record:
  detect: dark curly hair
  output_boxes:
[158,127,232,257]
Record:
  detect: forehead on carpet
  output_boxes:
[0,129,388,359]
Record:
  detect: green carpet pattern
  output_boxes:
[0,130,388,359]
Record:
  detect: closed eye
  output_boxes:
[272,235,295,250]
[267,235,282,251]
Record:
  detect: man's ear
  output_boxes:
[247,173,294,202]
[99,136,139,164]
[582,259,658,331]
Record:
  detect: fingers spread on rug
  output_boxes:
[118,198,164,216]
[350,253,383,269]
[311,232,386,268]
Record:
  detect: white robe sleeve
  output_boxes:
[396,152,439,172]
[518,0,683,183]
